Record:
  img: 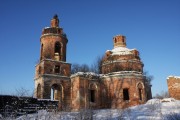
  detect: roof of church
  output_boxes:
[70,72,100,79]
[167,76,180,79]
[106,46,137,56]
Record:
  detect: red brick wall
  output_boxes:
[70,74,146,111]
[167,76,180,100]
[40,35,67,61]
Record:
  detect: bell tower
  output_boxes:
[34,15,71,109]
[40,14,67,61]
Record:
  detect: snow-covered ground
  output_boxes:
[1,98,180,120]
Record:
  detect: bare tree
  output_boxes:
[71,63,90,74]
[71,63,81,74]
[143,71,154,84]
[71,55,103,74]
[154,91,169,99]
[143,71,154,100]
[80,64,90,72]
[15,87,30,97]
[90,55,103,74]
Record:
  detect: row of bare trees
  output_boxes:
[71,56,103,74]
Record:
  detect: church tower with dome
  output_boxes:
[100,35,151,108]
[34,15,71,109]
[102,35,143,74]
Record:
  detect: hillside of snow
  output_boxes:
[1,98,180,120]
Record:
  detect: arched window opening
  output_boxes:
[40,44,43,60]
[38,66,41,74]
[139,88,142,100]
[114,38,117,43]
[89,90,95,102]
[51,84,59,100]
[137,83,143,101]
[51,88,58,100]
[51,88,54,100]
[54,42,61,55]
[123,88,129,101]
[37,84,41,98]
[89,83,97,103]
[102,89,106,98]
[122,38,124,43]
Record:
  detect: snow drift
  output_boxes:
[2,98,180,120]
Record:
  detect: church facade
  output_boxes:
[34,15,152,111]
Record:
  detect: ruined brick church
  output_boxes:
[34,15,152,111]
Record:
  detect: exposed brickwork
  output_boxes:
[102,35,143,74]
[69,72,148,111]
[70,74,102,110]
[34,15,71,110]
[113,35,126,47]
[167,76,180,100]
[34,15,152,111]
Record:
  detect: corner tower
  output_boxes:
[101,35,150,108]
[34,15,71,109]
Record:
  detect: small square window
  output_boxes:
[123,88,129,101]
[55,65,60,73]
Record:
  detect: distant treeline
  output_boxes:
[0,95,58,117]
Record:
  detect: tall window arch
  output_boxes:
[40,44,43,60]
[54,42,61,55]
[37,84,41,98]
[114,38,117,43]
[122,38,124,43]
[137,83,143,101]
[89,83,98,103]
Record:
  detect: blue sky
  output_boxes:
[0,0,179,96]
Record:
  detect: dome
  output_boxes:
[102,35,143,74]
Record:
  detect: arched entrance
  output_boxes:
[89,83,98,103]
[50,84,63,101]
